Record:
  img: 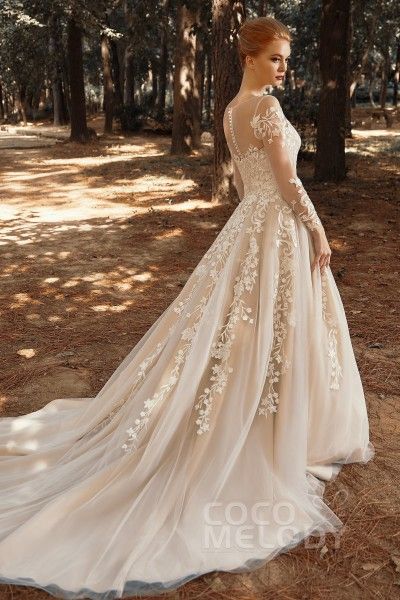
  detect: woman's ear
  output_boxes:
[245,55,255,70]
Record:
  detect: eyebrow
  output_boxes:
[271,53,291,58]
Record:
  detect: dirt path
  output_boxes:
[0,118,399,600]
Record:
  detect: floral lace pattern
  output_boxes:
[194,235,258,434]
[121,192,260,453]
[76,336,170,446]
[321,270,343,389]
[258,207,297,416]
[119,99,342,452]
[249,102,323,233]
[250,104,291,148]
[288,176,323,232]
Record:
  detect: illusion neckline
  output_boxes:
[228,92,270,111]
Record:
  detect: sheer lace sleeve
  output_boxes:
[250,95,324,233]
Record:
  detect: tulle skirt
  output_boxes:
[0,189,374,599]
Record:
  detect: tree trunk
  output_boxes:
[101,33,114,133]
[150,57,158,111]
[122,0,135,108]
[123,46,134,106]
[350,80,357,107]
[196,1,211,137]
[368,76,376,107]
[315,0,351,182]
[393,41,400,107]
[171,0,202,154]
[348,12,377,107]
[379,46,390,109]
[60,45,71,123]
[49,14,68,125]
[4,90,10,119]
[0,80,4,120]
[197,48,205,128]
[67,16,90,142]
[193,3,209,148]
[156,0,170,121]
[108,39,124,115]
[204,48,212,125]
[17,85,27,125]
[345,1,353,138]
[211,0,245,203]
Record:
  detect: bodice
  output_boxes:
[227,108,302,199]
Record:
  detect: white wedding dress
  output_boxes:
[0,93,374,599]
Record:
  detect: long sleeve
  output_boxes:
[250,95,324,233]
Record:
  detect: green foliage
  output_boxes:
[0,0,399,126]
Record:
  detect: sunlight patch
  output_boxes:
[17,348,36,359]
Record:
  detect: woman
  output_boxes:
[0,16,374,600]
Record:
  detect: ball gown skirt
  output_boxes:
[0,98,374,598]
[0,183,374,598]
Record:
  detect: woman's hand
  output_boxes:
[310,226,332,272]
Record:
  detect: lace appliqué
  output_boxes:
[228,106,269,165]
[288,176,322,232]
[249,104,322,233]
[121,193,259,453]
[258,208,297,416]
[230,144,267,165]
[321,269,342,389]
[194,235,258,434]
[250,105,289,146]
[75,336,169,446]
[194,197,270,434]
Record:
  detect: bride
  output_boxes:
[0,15,374,600]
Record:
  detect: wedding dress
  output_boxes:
[0,93,374,600]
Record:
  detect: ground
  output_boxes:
[0,114,399,600]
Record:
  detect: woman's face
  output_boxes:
[245,39,291,87]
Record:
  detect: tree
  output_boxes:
[101,30,114,133]
[211,0,245,203]
[393,39,400,107]
[67,13,91,141]
[314,0,351,182]
[156,0,171,121]
[49,12,69,125]
[171,0,202,154]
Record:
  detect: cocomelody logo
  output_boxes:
[201,491,348,553]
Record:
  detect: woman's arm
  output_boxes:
[250,94,324,233]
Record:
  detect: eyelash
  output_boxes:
[272,58,290,63]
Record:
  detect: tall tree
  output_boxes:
[156,0,171,121]
[314,0,351,182]
[393,39,400,107]
[49,13,68,126]
[212,0,245,203]
[101,31,114,133]
[123,0,135,106]
[171,0,202,154]
[0,79,4,119]
[67,14,91,141]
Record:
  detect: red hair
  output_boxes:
[237,16,293,69]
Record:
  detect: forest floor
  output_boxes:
[0,114,399,600]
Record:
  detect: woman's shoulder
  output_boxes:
[227,92,278,109]
[254,93,281,112]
